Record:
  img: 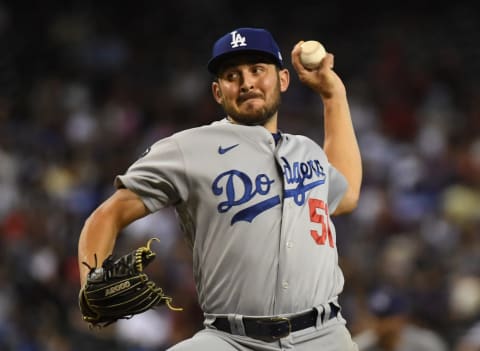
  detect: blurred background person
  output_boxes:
[455,321,480,351]
[353,286,448,351]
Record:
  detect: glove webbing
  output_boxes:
[135,237,160,272]
[134,238,182,311]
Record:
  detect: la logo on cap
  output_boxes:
[207,27,283,74]
[230,30,247,48]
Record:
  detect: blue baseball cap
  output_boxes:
[368,287,411,317]
[207,27,283,74]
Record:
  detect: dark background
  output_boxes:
[0,1,479,350]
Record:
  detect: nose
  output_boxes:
[239,71,255,92]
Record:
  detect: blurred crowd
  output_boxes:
[0,1,479,350]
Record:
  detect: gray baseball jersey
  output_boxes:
[115,118,347,317]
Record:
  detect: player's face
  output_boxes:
[212,60,289,130]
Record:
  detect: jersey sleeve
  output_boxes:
[114,137,188,212]
[327,164,348,213]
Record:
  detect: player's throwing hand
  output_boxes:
[291,41,346,99]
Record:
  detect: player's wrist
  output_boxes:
[314,82,346,100]
[320,91,348,107]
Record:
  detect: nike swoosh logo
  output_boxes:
[218,144,239,154]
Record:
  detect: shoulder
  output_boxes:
[280,133,325,157]
[282,133,320,145]
[170,119,234,139]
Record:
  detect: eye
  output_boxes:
[227,72,239,81]
[222,70,239,82]
[251,65,266,74]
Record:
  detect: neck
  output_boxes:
[263,115,278,133]
[226,114,278,133]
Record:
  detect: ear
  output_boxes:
[212,82,223,104]
[279,68,290,92]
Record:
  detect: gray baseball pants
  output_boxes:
[167,310,358,351]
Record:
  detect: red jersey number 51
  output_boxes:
[308,198,334,248]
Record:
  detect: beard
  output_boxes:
[221,82,282,126]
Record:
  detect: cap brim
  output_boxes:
[207,50,282,75]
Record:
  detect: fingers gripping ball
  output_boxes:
[300,40,327,70]
[79,238,182,328]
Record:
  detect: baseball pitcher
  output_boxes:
[78,27,362,350]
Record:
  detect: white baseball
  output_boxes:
[300,40,327,69]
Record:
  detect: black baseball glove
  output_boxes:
[79,238,182,328]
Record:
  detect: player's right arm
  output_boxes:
[78,188,150,287]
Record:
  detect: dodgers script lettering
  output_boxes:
[212,158,327,224]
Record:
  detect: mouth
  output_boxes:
[237,92,263,104]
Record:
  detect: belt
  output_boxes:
[212,303,340,342]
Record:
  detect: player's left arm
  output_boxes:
[291,42,362,215]
[322,89,362,215]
